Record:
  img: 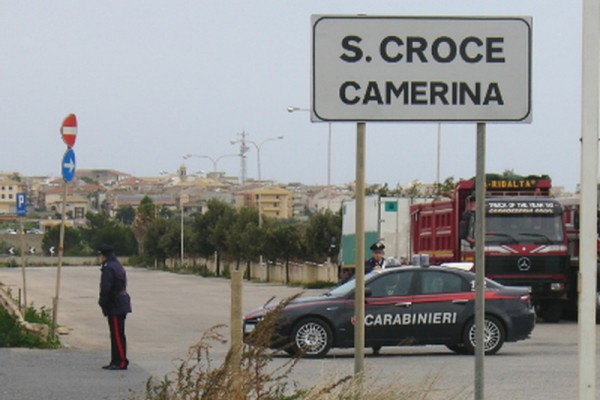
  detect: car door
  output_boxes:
[409,270,473,343]
[363,270,416,346]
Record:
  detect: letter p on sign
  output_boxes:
[16,193,26,217]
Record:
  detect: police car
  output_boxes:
[243,265,535,358]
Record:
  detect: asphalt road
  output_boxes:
[0,266,599,400]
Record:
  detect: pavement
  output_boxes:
[0,265,311,400]
[0,347,145,400]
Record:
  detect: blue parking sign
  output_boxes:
[16,192,26,217]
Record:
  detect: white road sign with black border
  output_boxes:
[311,15,532,122]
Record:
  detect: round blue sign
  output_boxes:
[62,148,76,183]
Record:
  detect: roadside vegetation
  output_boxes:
[132,298,468,400]
[36,198,342,273]
[0,300,59,349]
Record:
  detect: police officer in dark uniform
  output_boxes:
[365,241,386,274]
[98,244,132,370]
[365,241,386,356]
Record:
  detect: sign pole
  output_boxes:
[51,182,67,338]
[230,268,243,395]
[579,1,599,398]
[354,122,366,376]
[19,216,27,311]
[474,122,486,400]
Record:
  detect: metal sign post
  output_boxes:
[230,268,243,395]
[474,123,486,400]
[16,192,27,311]
[19,216,27,311]
[353,122,366,376]
[52,115,77,338]
[51,182,67,338]
[579,1,599,398]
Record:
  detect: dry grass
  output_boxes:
[131,297,469,400]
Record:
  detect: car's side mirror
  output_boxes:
[365,287,372,298]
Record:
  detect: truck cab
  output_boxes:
[411,175,570,322]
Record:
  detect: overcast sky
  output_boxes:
[0,1,583,191]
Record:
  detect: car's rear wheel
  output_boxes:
[463,315,505,355]
[291,318,333,358]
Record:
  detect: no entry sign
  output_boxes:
[61,113,78,148]
[311,16,532,122]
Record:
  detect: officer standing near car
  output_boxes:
[365,241,386,273]
[98,244,132,370]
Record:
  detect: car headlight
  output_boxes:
[550,283,564,291]
[244,323,257,334]
[243,316,264,334]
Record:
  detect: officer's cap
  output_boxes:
[370,241,385,252]
[97,244,114,256]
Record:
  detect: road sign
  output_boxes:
[62,148,76,183]
[8,247,14,255]
[311,15,532,122]
[61,114,78,148]
[49,246,55,256]
[29,246,36,254]
[16,192,26,217]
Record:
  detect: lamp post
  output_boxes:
[182,153,238,172]
[230,134,284,181]
[287,106,332,209]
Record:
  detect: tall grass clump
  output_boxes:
[133,297,468,400]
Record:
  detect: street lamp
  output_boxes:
[287,106,333,208]
[230,134,284,181]
[182,153,238,172]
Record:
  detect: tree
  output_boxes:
[115,205,136,225]
[80,212,137,255]
[226,207,262,278]
[79,212,137,256]
[434,176,456,198]
[405,181,424,199]
[189,199,235,276]
[42,226,84,256]
[263,223,302,283]
[302,209,341,263]
[132,196,156,255]
[143,217,180,266]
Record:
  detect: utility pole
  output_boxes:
[233,130,249,183]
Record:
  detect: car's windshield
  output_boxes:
[326,271,380,297]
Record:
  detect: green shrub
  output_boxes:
[0,259,18,268]
[0,306,58,349]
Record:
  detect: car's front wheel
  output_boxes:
[290,318,333,358]
[463,316,505,355]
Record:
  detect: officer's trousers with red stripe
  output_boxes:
[107,315,128,369]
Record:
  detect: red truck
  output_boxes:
[558,198,600,320]
[410,175,569,322]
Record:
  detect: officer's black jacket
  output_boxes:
[99,255,132,316]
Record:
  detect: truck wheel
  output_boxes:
[539,300,562,323]
[463,316,505,355]
[291,318,332,358]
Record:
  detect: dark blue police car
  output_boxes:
[243,265,535,357]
